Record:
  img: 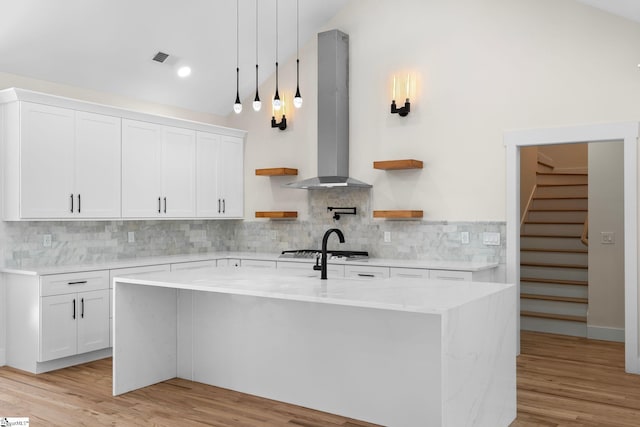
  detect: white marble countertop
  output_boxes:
[1,251,498,276]
[113,266,512,315]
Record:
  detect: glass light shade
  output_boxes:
[233,102,242,114]
[272,98,282,111]
[293,96,303,109]
[253,100,262,111]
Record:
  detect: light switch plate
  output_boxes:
[43,234,52,247]
[384,231,391,243]
[482,232,501,246]
[461,232,470,244]
[128,231,135,243]
[601,231,615,244]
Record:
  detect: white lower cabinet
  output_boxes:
[390,267,430,279]
[428,269,473,281]
[40,289,110,361]
[218,258,241,267]
[344,265,390,279]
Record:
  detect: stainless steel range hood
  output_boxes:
[285,29,371,189]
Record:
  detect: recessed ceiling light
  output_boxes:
[177,66,191,78]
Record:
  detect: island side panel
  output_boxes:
[441,285,517,427]
[176,289,193,380]
[113,281,178,395]
[187,291,443,427]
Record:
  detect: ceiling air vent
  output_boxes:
[152,52,169,63]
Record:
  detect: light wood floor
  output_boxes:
[1,331,640,426]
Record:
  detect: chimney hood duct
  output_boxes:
[285,29,371,189]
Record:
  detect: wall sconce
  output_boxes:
[390,74,411,117]
[271,95,287,130]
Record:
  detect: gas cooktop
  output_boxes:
[279,249,369,260]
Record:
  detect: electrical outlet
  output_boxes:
[461,232,470,244]
[384,231,391,243]
[43,234,52,247]
[482,232,501,246]
[128,231,135,243]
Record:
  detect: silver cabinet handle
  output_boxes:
[218,199,221,214]
[81,297,84,318]
[70,194,74,213]
[358,273,375,278]
[68,281,87,285]
[78,194,81,214]
[222,199,226,213]
[158,197,161,213]
[72,298,76,319]
[164,197,167,214]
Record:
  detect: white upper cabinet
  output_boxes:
[196,132,244,218]
[122,119,196,218]
[3,102,121,220]
[19,102,75,218]
[74,111,122,218]
[0,88,246,221]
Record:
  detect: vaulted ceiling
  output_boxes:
[0,0,637,117]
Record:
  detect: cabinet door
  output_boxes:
[75,112,121,218]
[77,289,110,354]
[162,126,196,217]
[122,119,163,217]
[40,294,77,361]
[20,102,75,218]
[196,132,222,217]
[217,136,244,218]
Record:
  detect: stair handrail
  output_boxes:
[521,184,537,228]
[581,214,589,246]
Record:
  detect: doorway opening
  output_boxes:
[505,122,639,373]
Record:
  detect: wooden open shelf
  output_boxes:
[373,210,423,219]
[255,211,298,219]
[373,159,423,170]
[255,168,298,176]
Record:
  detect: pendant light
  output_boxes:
[233,0,242,114]
[252,0,261,111]
[272,0,281,111]
[293,0,303,109]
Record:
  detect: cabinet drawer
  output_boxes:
[390,267,430,279]
[428,270,472,281]
[241,259,276,269]
[344,265,390,279]
[40,270,109,297]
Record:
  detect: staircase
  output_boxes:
[520,156,589,337]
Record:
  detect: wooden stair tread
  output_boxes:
[537,183,588,187]
[520,277,588,286]
[523,220,584,224]
[520,293,588,304]
[536,172,588,176]
[520,248,588,254]
[521,261,587,269]
[520,234,582,238]
[532,195,588,200]
[520,310,587,323]
[528,208,588,212]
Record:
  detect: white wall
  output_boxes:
[588,142,625,340]
[227,0,640,222]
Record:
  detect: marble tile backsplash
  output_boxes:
[1,189,505,269]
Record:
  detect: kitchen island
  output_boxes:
[113,267,516,427]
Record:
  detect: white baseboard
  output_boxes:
[587,325,625,342]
